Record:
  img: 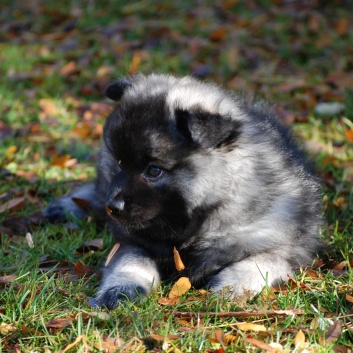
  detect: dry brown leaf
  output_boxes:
[0,275,17,285]
[325,320,342,344]
[105,243,120,266]
[72,197,91,211]
[60,61,79,76]
[209,28,228,42]
[335,18,349,35]
[158,297,180,306]
[0,196,26,213]
[45,317,73,329]
[334,261,348,270]
[243,337,275,352]
[74,261,94,277]
[345,294,353,303]
[173,246,185,271]
[212,329,225,343]
[168,277,191,298]
[236,322,267,332]
[175,318,193,327]
[148,334,180,342]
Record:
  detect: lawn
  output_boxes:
[1,1,353,352]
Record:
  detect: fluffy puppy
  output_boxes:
[45,74,322,309]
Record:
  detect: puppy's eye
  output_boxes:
[144,165,164,179]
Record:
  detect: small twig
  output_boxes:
[173,309,304,319]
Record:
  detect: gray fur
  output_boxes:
[45,74,322,308]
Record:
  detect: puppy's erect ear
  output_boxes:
[105,79,132,101]
[175,108,242,149]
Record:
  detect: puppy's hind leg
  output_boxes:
[207,253,293,297]
[44,183,97,223]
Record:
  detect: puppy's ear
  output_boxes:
[175,108,242,149]
[105,79,132,101]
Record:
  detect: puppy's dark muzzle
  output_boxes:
[105,199,125,216]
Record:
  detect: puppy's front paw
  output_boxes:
[94,284,147,309]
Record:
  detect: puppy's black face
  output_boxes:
[103,95,192,230]
[101,77,242,232]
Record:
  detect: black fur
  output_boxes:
[45,74,322,309]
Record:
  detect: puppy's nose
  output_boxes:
[106,199,125,215]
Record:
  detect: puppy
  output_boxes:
[45,74,322,309]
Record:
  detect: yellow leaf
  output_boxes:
[173,246,185,271]
[294,329,306,348]
[39,98,60,116]
[237,322,267,332]
[158,297,180,306]
[0,323,17,335]
[5,145,18,157]
[168,277,191,298]
[345,129,353,143]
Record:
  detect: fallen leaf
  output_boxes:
[96,65,115,79]
[74,261,94,277]
[236,322,267,332]
[345,129,353,143]
[60,61,79,76]
[335,18,349,35]
[45,317,72,329]
[212,329,225,343]
[5,145,18,157]
[158,297,180,306]
[94,335,125,352]
[70,197,92,212]
[148,334,180,342]
[0,275,17,285]
[25,232,34,248]
[269,342,283,352]
[243,338,275,352]
[51,154,75,168]
[0,197,26,213]
[173,246,185,271]
[345,294,353,303]
[39,98,60,116]
[105,243,120,266]
[209,28,228,42]
[87,311,111,320]
[168,277,191,298]
[129,50,143,74]
[325,320,342,344]
[62,335,88,353]
[76,238,103,254]
[0,323,17,335]
[71,122,91,138]
[294,329,307,349]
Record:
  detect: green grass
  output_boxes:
[1,1,353,352]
